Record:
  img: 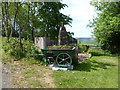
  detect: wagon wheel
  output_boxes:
[56,53,72,66]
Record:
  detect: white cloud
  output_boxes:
[61,0,96,38]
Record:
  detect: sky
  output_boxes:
[60,0,97,38]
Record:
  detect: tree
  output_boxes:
[2,2,9,40]
[1,2,73,58]
[36,2,72,40]
[1,2,72,40]
[88,2,120,54]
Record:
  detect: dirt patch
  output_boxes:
[2,60,55,88]
[0,62,2,89]
[2,63,15,88]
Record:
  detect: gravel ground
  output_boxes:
[1,63,13,88]
[0,62,2,89]
[2,66,11,88]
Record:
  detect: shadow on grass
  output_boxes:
[91,53,118,57]
[90,60,117,70]
[90,52,105,56]
[74,59,117,72]
[74,60,91,72]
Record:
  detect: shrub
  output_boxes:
[87,48,105,56]
[2,37,39,59]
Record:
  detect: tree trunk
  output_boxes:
[13,2,19,37]
[19,28,23,51]
[31,3,35,43]
[2,3,6,37]
[18,3,23,51]
[4,2,9,41]
[27,3,30,40]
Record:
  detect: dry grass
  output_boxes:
[2,52,56,88]
[9,60,55,88]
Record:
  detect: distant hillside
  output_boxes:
[76,37,97,44]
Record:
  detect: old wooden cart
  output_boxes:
[41,48,77,67]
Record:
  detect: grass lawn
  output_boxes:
[1,49,118,88]
[53,55,118,88]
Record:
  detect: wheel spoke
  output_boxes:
[65,61,69,64]
[58,57,63,60]
[63,54,64,59]
[59,60,64,64]
[64,57,70,61]
[57,53,72,65]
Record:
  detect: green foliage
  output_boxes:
[88,2,120,54]
[66,31,74,43]
[36,2,72,40]
[2,37,24,58]
[22,39,38,57]
[87,48,105,56]
[41,57,48,65]
[2,37,50,65]
[102,31,120,54]
[2,37,38,59]
[2,2,72,41]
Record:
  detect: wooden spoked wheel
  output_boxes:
[56,53,72,67]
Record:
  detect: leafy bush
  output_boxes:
[22,39,39,57]
[101,31,120,54]
[2,37,39,59]
[87,48,105,56]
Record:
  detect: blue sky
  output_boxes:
[61,0,97,38]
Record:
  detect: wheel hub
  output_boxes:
[56,53,72,67]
